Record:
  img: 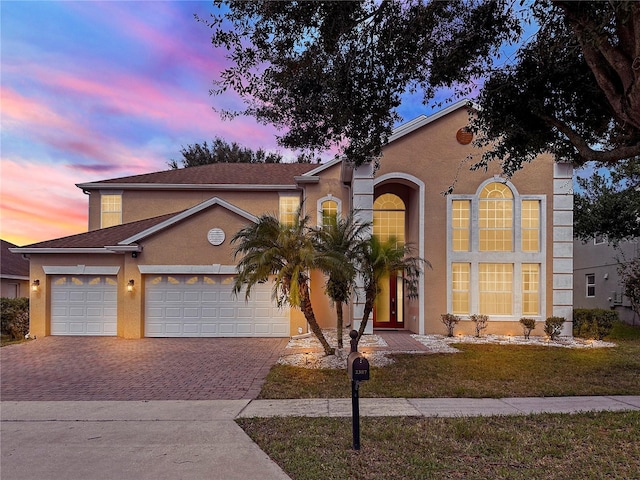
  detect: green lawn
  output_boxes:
[243,324,640,480]
[238,412,640,480]
[260,324,640,399]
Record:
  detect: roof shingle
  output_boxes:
[1,240,30,276]
[79,163,318,187]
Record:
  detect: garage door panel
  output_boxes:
[51,275,117,336]
[145,275,289,337]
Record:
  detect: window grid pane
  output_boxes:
[452,200,470,251]
[521,200,540,252]
[373,194,405,245]
[586,274,595,297]
[479,263,513,315]
[101,194,122,228]
[522,263,539,315]
[479,198,513,251]
[321,200,338,226]
[279,196,300,226]
[452,263,470,314]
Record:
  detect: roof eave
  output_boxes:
[76,183,300,191]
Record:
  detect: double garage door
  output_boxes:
[50,275,117,335]
[144,274,290,337]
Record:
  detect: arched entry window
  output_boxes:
[373,193,406,328]
[373,193,405,244]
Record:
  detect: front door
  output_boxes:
[373,271,404,329]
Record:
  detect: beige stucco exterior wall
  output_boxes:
[27,254,126,338]
[373,107,555,336]
[1,278,30,298]
[88,189,287,231]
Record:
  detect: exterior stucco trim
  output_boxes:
[374,172,426,335]
[43,265,121,275]
[118,197,258,245]
[138,264,238,274]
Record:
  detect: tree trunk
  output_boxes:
[299,279,335,356]
[356,285,376,345]
[336,302,344,349]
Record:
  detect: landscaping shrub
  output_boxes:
[519,317,536,339]
[470,314,489,337]
[441,313,460,337]
[544,316,565,340]
[1,297,30,340]
[573,308,618,340]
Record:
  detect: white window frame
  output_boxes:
[586,273,596,297]
[100,191,122,228]
[316,195,342,226]
[446,177,546,320]
[279,193,301,226]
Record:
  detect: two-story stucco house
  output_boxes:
[13,101,575,339]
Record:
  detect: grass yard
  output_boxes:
[259,324,640,399]
[238,411,640,480]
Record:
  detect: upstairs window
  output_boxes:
[321,200,338,227]
[521,200,540,252]
[373,193,405,245]
[101,194,122,228]
[452,200,470,251]
[279,195,300,226]
[479,183,513,252]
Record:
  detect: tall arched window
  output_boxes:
[479,182,513,252]
[373,193,405,244]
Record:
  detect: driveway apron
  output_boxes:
[1,337,288,401]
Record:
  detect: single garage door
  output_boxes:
[145,274,290,337]
[50,275,117,335]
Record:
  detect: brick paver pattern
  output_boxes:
[1,337,288,401]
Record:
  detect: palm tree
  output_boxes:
[356,236,428,344]
[312,213,371,349]
[231,212,335,355]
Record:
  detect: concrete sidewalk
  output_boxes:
[2,396,639,480]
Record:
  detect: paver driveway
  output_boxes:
[1,337,288,400]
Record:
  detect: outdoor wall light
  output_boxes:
[31,279,40,292]
[127,279,135,292]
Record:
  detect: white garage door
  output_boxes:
[145,274,290,337]
[50,275,117,335]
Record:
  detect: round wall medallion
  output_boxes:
[456,127,473,145]
[207,228,225,246]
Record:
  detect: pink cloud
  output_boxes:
[0,159,88,245]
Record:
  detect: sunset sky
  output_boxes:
[1,2,554,247]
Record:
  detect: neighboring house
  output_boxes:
[573,237,639,325]
[12,101,574,339]
[1,240,30,298]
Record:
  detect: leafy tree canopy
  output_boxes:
[574,159,640,243]
[169,137,321,168]
[205,0,639,173]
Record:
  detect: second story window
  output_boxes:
[321,199,338,226]
[279,194,300,226]
[101,194,122,228]
[479,182,513,252]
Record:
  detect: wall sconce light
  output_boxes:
[127,279,135,292]
[31,279,40,292]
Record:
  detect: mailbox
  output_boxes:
[347,352,370,382]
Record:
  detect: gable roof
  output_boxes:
[11,197,258,254]
[387,99,477,144]
[1,240,30,279]
[76,162,318,191]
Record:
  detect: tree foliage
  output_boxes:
[574,159,640,243]
[169,138,321,168]
[312,213,371,349]
[231,212,335,355]
[205,0,639,171]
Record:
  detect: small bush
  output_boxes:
[0,297,30,340]
[519,318,537,339]
[544,316,565,340]
[573,308,618,340]
[441,313,460,337]
[470,314,489,337]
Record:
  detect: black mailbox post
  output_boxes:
[347,330,370,450]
